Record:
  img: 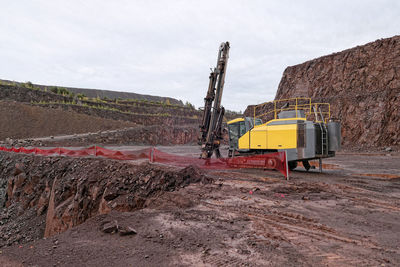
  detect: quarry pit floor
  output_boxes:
[1,146,399,266]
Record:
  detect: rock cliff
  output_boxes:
[247,35,400,149]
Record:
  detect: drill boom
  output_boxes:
[199,42,230,158]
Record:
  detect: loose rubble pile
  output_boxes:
[0,151,212,247]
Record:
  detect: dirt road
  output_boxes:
[1,147,399,266]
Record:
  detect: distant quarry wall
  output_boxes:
[246,35,400,149]
[0,84,200,144]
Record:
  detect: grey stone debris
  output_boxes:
[118,226,137,236]
[102,221,118,233]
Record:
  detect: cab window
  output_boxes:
[239,121,246,136]
[229,123,239,141]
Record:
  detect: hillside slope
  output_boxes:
[0,83,200,127]
[0,79,183,105]
[246,35,400,149]
[0,101,135,140]
[0,81,203,145]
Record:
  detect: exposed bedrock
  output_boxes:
[0,151,211,246]
[22,125,199,147]
[246,35,400,149]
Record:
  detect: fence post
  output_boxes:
[150,147,154,163]
[95,145,97,157]
[285,150,289,181]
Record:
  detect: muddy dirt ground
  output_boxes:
[0,146,399,266]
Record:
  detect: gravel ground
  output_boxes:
[0,146,399,266]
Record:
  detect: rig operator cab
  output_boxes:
[227,98,341,171]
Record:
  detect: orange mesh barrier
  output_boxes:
[0,146,289,178]
[94,146,151,160]
[151,148,288,178]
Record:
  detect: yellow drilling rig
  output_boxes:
[199,43,341,171]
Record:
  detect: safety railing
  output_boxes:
[253,97,331,124]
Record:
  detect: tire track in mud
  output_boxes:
[249,221,364,266]
[223,173,400,213]
[200,254,256,267]
[331,182,400,212]
[203,201,359,244]
[200,198,392,266]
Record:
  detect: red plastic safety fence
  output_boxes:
[94,146,151,161]
[151,148,289,178]
[0,146,289,179]
[0,146,150,160]
[0,145,151,161]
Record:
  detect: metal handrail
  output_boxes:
[253,97,331,124]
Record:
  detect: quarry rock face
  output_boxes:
[6,125,199,148]
[247,35,400,149]
[0,85,200,141]
[0,151,210,245]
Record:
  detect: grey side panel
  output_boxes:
[327,122,341,151]
[304,121,316,158]
[279,121,316,162]
[279,148,298,161]
[297,122,305,148]
[297,121,315,159]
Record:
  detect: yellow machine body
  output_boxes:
[235,118,302,150]
[226,98,341,171]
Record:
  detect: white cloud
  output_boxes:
[0,0,399,111]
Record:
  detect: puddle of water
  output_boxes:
[353,173,400,179]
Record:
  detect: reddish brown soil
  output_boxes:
[0,84,200,127]
[11,125,199,147]
[0,101,135,140]
[0,101,201,147]
[0,147,399,266]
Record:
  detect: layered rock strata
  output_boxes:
[246,35,400,149]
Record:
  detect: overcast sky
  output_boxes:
[1,1,399,111]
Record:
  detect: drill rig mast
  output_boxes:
[199,42,230,159]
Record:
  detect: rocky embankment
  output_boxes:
[0,79,184,105]
[0,83,201,144]
[6,124,199,148]
[0,84,200,126]
[0,151,211,247]
[246,35,400,150]
[0,101,136,141]
[33,103,199,126]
